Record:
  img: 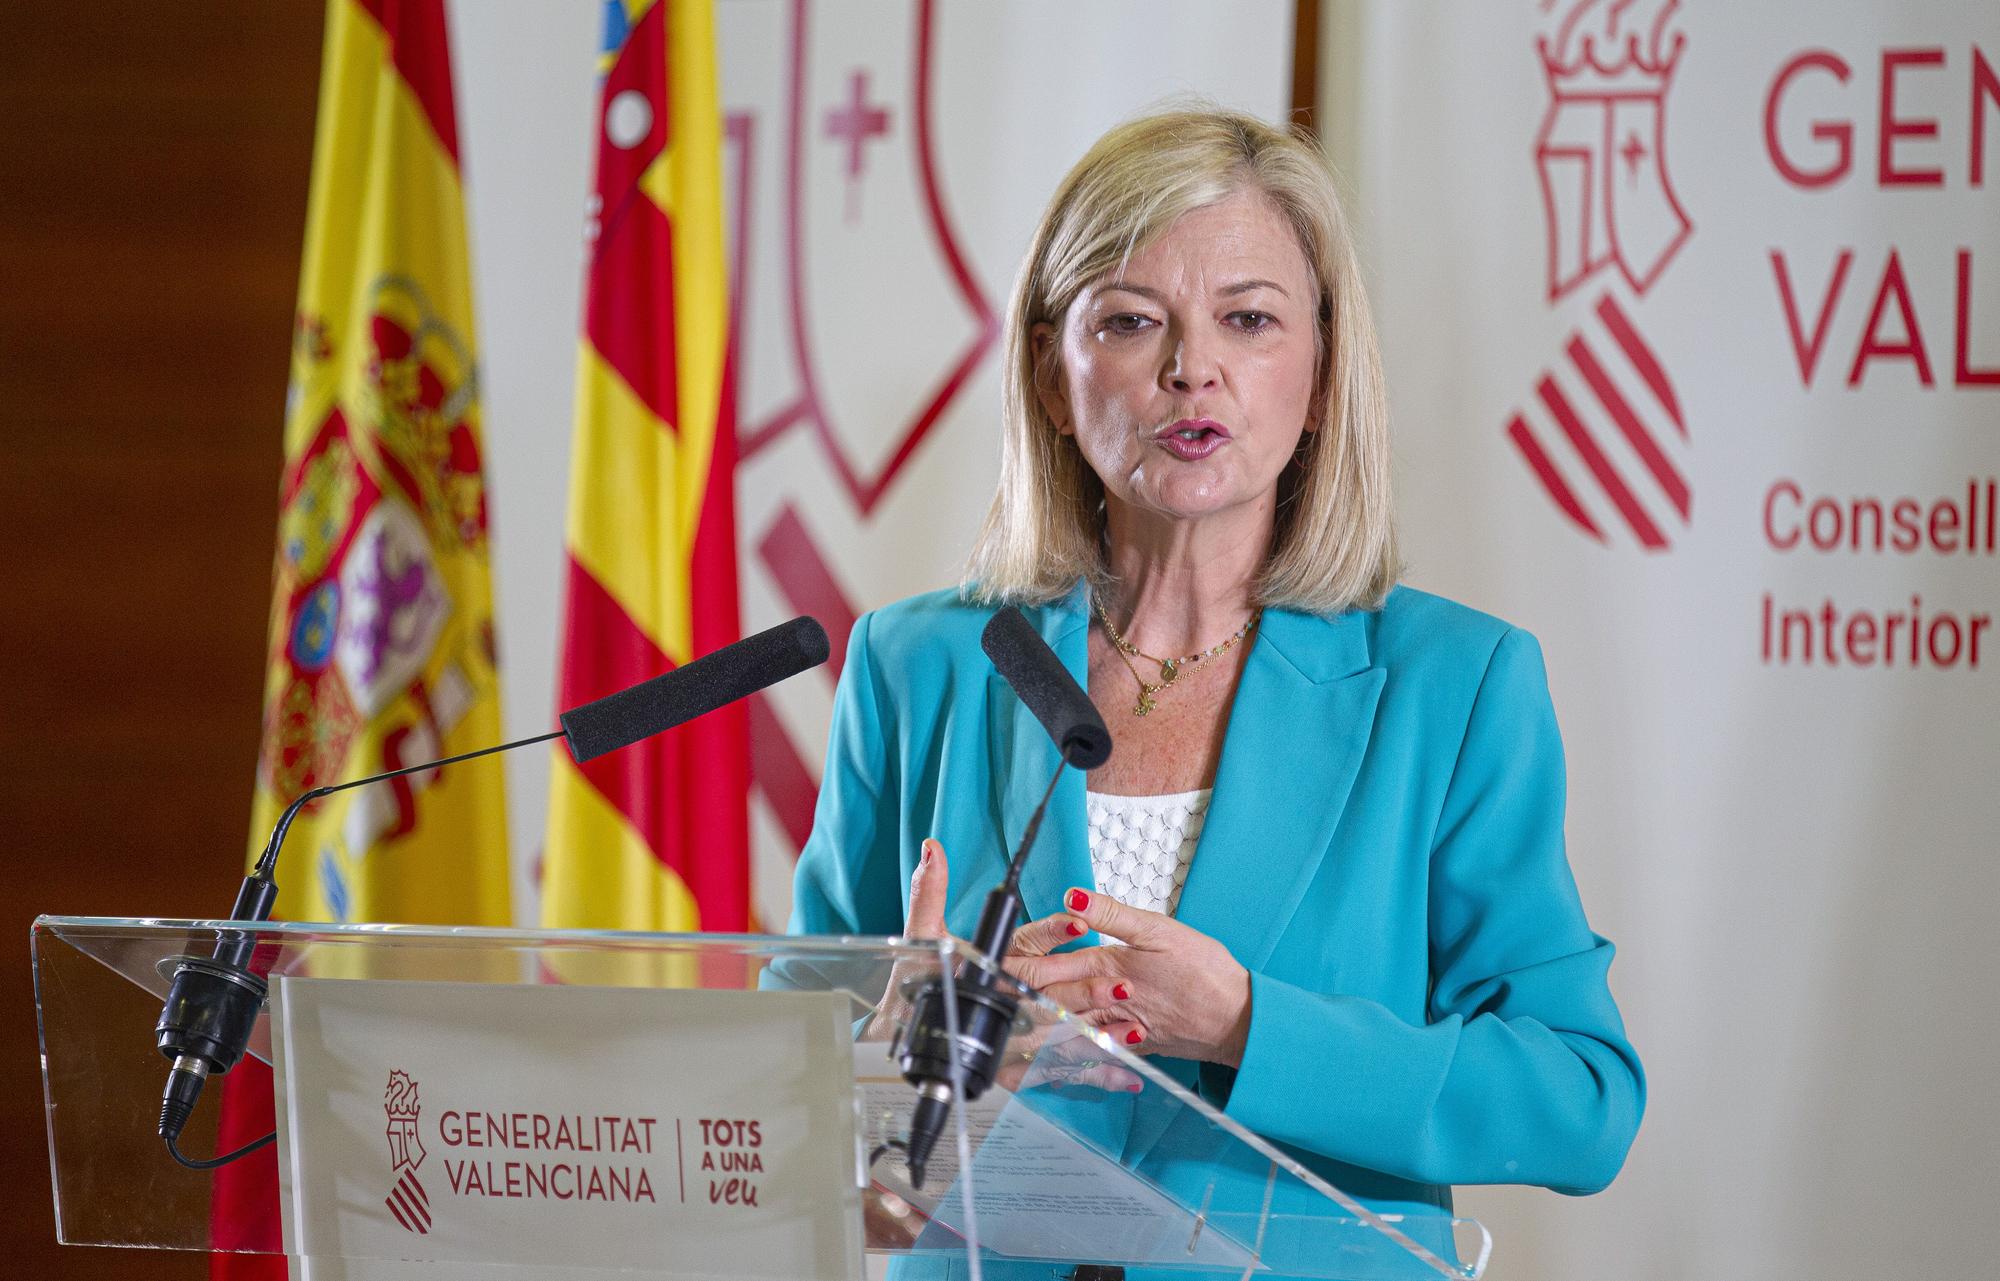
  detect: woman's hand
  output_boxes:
[1001,899,1148,1045]
[876,842,1146,1090]
[1010,888,1254,1068]
[897,840,1144,1037]
[860,838,958,1042]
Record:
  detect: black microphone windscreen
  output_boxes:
[560,616,830,763]
[980,606,1111,770]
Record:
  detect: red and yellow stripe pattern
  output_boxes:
[542,0,748,934]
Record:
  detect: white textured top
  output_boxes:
[1084,787,1211,922]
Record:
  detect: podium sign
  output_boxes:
[270,979,861,1277]
[33,916,1490,1278]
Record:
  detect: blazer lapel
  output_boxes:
[1173,607,1386,973]
[985,583,1097,928]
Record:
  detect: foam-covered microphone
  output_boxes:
[895,606,1110,1187]
[978,604,1112,771]
[561,615,829,761]
[155,616,830,1170]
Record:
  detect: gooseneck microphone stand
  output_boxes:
[152,614,830,1171]
[154,729,568,1170]
[892,605,1112,1189]
[892,759,1068,1190]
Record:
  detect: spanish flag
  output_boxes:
[541,0,748,934]
[250,0,510,928]
[216,0,509,1267]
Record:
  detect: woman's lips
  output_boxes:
[1154,418,1230,461]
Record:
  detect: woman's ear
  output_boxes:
[1301,387,1325,435]
[1030,322,1072,436]
[1307,294,1335,436]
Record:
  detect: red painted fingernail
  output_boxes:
[1065,920,1086,938]
[1125,1028,1143,1045]
[920,841,935,866]
[1066,889,1091,912]
[1112,983,1130,1001]
[1127,1082,1145,1094]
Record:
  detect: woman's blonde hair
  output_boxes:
[962,106,1399,615]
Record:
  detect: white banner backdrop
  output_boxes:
[453,1,1294,923]
[712,0,1295,930]
[1327,2,1999,1278]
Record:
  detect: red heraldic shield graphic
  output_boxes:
[1511,0,1695,551]
[1534,0,1693,302]
[727,0,997,876]
[739,0,998,513]
[383,1069,431,1234]
[1506,292,1691,549]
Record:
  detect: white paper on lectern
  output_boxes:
[853,1038,1258,1270]
[270,977,863,1280]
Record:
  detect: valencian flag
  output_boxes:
[213,0,507,1266]
[541,0,748,935]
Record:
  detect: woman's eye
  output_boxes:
[1230,311,1275,332]
[1103,313,1153,334]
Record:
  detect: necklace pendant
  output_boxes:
[1134,692,1156,717]
[1159,658,1179,684]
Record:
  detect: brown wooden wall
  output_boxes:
[0,4,324,1275]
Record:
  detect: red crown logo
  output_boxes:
[1537,27,1685,99]
[385,1069,422,1122]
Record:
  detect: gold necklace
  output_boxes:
[1093,596,1260,717]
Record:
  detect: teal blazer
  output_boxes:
[788,580,1643,1244]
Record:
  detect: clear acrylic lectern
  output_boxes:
[34,915,1489,1279]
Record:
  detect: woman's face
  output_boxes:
[1037,189,1322,528]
